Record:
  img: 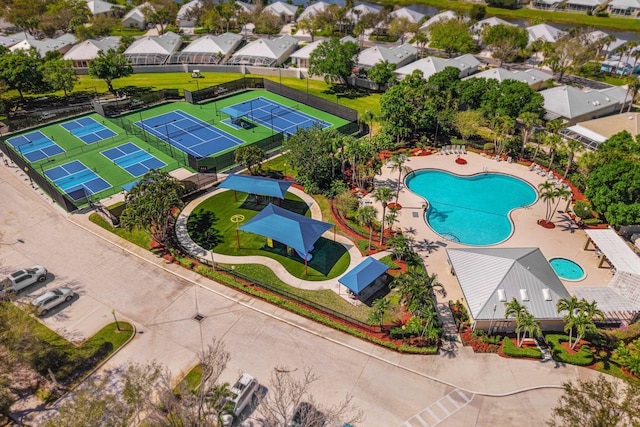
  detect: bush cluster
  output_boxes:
[547,334,594,366]
[501,337,543,358]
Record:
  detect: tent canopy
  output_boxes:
[220,105,247,120]
[219,174,293,199]
[238,203,332,255]
[338,257,389,294]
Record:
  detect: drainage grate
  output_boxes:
[412,212,419,218]
[193,314,205,322]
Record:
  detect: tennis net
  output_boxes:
[249,104,299,124]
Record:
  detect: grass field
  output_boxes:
[189,190,350,280]
[4,89,347,206]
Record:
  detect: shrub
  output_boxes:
[573,200,593,220]
[584,218,603,225]
[30,346,69,376]
[483,142,494,153]
[502,337,543,358]
[483,334,503,345]
[547,334,594,366]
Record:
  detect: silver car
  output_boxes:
[31,287,74,316]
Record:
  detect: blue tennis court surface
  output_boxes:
[44,160,111,201]
[101,142,166,177]
[134,110,243,158]
[224,97,331,136]
[6,131,65,162]
[61,116,117,144]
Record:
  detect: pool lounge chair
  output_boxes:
[444,145,451,155]
[452,145,459,155]
[546,171,555,180]
[529,163,537,171]
[462,145,466,154]
[507,156,513,164]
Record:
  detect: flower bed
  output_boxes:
[460,328,501,353]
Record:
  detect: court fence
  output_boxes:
[185,77,265,104]
[93,89,182,118]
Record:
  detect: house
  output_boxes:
[124,31,181,65]
[526,23,566,45]
[587,30,628,56]
[86,0,122,16]
[531,0,563,9]
[394,54,480,80]
[235,1,256,15]
[540,84,631,125]
[470,17,516,41]
[565,0,607,11]
[122,2,150,29]
[346,3,382,24]
[607,0,640,15]
[63,36,121,67]
[446,247,572,333]
[389,7,425,24]
[419,10,467,32]
[9,33,77,56]
[177,0,202,28]
[169,32,243,64]
[227,35,298,66]
[464,67,552,90]
[290,36,357,68]
[264,1,298,24]
[356,43,417,70]
[298,1,331,21]
[561,111,640,150]
[0,34,21,48]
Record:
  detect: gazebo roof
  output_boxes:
[238,204,333,255]
[219,174,293,199]
[338,257,389,294]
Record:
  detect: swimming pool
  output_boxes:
[549,258,585,281]
[406,170,537,246]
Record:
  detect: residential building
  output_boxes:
[63,36,121,67]
[395,54,480,80]
[124,31,181,65]
[227,35,298,66]
[290,36,357,68]
[168,32,243,64]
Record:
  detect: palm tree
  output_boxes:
[389,154,412,203]
[362,109,376,146]
[372,186,394,245]
[544,133,562,173]
[518,112,542,159]
[388,233,411,261]
[557,296,581,348]
[621,75,640,114]
[538,181,558,225]
[355,205,378,250]
[491,115,515,157]
[551,186,571,219]
[504,298,527,347]
[423,272,446,299]
[518,311,542,347]
[411,31,429,58]
[561,138,584,180]
[368,298,390,329]
[572,312,597,350]
[614,44,628,75]
[600,34,617,59]
[582,299,604,322]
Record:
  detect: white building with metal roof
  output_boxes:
[608,0,640,15]
[169,32,243,64]
[227,35,298,67]
[177,0,202,28]
[124,31,181,65]
[419,10,467,32]
[10,33,77,57]
[447,247,571,333]
[464,67,552,91]
[264,1,298,23]
[394,54,480,80]
[565,0,606,12]
[346,3,382,24]
[0,34,21,48]
[63,36,121,67]
[540,85,629,124]
[356,43,417,70]
[86,0,121,16]
[122,2,150,29]
[298,1,331,21]
[561,111,640,150]
[389,7,425,24]
[290,36,357,68]
[526,23,566,45]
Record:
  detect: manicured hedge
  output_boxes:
[502,337,543,359]
[547,334,594,366]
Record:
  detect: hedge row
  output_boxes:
[501,337,543,359]
[547,334,594,366]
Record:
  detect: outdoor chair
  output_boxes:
[462,145,466,154]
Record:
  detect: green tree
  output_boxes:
[355,205,378,250]
[469,4,486,20]
[585,159,640,225]
[366,60,396,89]
[296,16,323,42]
[308,37,359,85]
[428,18,476,57]
[548,375,640,427]
[561,137,584,180]
[372,186,394,245]
[481,79,545,119]
[254,9,282,35]
[388,17,417,44]
[88,48,133,93]
[120,170,184,244]
[41,58,77,96]
[518,112,542,158]
[40,0,90,35]
[6,0,46,35]
[504,298,527,347]
[388,234,411,262]
[411,32,429,58]
[482,24,529,67]
[0,48,45,100]
[518,311,541,347]
[542,30,596,82]
[453,110,485,142]
[557,296,580,348]
[234,145,265,175]
[142,0,178,34]
[621,74,640,114]
[368,297,390,328]
[389,154,413,203]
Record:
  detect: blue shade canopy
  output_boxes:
[338,257,389,294]
[219,174,293,199]
[220,106,246,119]
[238,203,333,255]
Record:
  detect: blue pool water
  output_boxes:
[406,170,537,246]
[549,258,585,280]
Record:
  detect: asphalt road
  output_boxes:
[0,161,599,426]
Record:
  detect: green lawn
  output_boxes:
[189,190,350,280]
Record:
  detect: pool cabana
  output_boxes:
[238,203,334,274]
[338,257,389,304]
[219,174,293,205]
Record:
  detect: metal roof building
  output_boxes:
[394,54,480,80]
[124,31,182,65]
[540,85,628,125]
[356,43,417,70]
[169,33,242,64]
[290,36,357,68]
[298,1,332,21]
[447,247,571,332]
[464,67,552,90]
[63,36,121,67]
[227,35,298,67]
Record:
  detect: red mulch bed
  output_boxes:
[538,219,556,229]
[387,202,402,210]
[455,157,467,165]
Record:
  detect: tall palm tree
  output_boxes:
[362,109,376,146]
[561,138,584,180]
[600,34,617,60]
[423,272,446,298]
[621,75,640,114]
[544,133,562,173]
[518,112,542,159]
[504,298,527,347]
[518,311,542,347]
[582,299,604,322]
[388,233,410,261]
[389,154,412,203]
[411,31,429,58]
[571,312,597,350]
[491,115,515,157]
[551,186,571,219]
[355,205,378,250]
[557,296,581,348]
[538,181,558,225]
[372,186,394,245]
[368,297,391,328]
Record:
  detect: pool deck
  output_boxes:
[379,151,614,305]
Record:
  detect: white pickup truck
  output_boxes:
[0,266,48,298]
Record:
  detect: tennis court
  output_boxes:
[134,110,243,158]
[223,97,331,136]
[61,116,117,144]
[6,131,65,162]
[101,142,167,177]
[44,160,111,201]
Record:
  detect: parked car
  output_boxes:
[221,373,259,426]
[0,266,47,298]
[30,287,74,315]
[290,402,327,427]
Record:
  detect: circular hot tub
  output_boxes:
[549,258,585,281]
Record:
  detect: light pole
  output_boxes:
[138,111,148,142]
[112,309,121,331]
[488,304,497,336]
[283,162,287,177]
